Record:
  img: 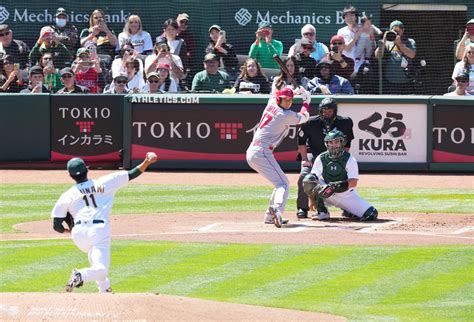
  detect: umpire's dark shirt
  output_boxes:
[297,115,354,156]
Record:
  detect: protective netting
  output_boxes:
[0,1,472,95]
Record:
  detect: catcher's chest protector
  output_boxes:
[321,152,350,183]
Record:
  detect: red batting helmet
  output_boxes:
[275,87,294,105]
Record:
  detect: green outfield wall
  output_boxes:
[0,94,472,172]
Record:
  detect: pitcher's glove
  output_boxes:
[64,212,74,231]
[316,183,336,199]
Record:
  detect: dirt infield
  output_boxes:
[1,170,473,321]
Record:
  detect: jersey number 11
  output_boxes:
[83,194,98,208]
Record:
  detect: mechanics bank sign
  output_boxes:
[0,6,129,23]
[234,8,368,26]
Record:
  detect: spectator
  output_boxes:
[234,58,270,94]
[455,19,474,61]
[293,38,318,80]
[50,8,79,55]
[0,24,30,69]
[80,9,118,61]
[192,53,230,92]
[325,35,355,80]
[104,72,130,94]
[72,48,102,93]
[307,60,354,95]
[112,42,144,80]
[452,43,474,95]
[117,15,153,55]
[145,41,184,84]
[142,65,177,93]
[20,65,51,93]
[156,19,189,73]
[206,25,239,79]
[176,13,197,77]
[272,56,302,92]
[125,59,146,93]
[39,52,62,92]
[352,15,381,94]
[445,71,471,96]
[375,20,416,94]
[296,97,354,219]
[354,15,382,66]
[0,55,25,92]
[337,6,360,72]
[288,24,328,63]
[248,21,283,69]
[29,26,73,69]
[56,67,90,94]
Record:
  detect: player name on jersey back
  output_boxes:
[78,184,105,195]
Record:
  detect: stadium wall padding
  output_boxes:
[0,94,51,161]
[1,94,472,172]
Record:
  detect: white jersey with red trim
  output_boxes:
[51,171,129,222]
[250,98,310,150]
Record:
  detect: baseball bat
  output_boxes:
[273,54,299,89]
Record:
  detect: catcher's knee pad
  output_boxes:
[361,206,378,221]
[302,173,318,197]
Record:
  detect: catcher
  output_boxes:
[303,129,378,221]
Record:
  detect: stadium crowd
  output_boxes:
[0,6,472,96]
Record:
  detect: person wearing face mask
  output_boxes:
[50,8,79,55]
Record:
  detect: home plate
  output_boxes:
[197,220,375,233]
[197,222,308,233]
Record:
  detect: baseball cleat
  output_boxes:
[341,210,356,219]
[312,211,330,220]
[66,269,83,292]
[296,209,308,219]
[268,206,285,228]
[265,218,289,225]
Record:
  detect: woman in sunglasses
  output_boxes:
[0,55,25,92]
[111,42,143,81]
[103,73,130,94]
[143,63,177,93]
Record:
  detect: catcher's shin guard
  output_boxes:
[360,207,378,221]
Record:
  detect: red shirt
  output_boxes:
[75,68,99,93]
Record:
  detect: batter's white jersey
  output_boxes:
[51,171,129,222]
[250,98,310,150]
[246,98,310,218]
[312,154,372,217]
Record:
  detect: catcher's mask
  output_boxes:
[324,129,346,160]
[275,87,294,107]
[319,97,337,125]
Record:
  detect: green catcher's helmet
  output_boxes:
[324,129,346,159]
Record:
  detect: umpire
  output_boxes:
[296,97,354,219]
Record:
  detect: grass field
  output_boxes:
[1,184,473,233]
[1,183,473,321]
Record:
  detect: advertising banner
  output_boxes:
[51,95,123,161]
[339,103,427,163]
[432,105,474,163]
[131,101,300,162]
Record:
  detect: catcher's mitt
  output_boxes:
[64,212,74,231]
[316,183,336,199]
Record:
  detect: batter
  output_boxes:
[51,152,158,293]
[246,87,311,227]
